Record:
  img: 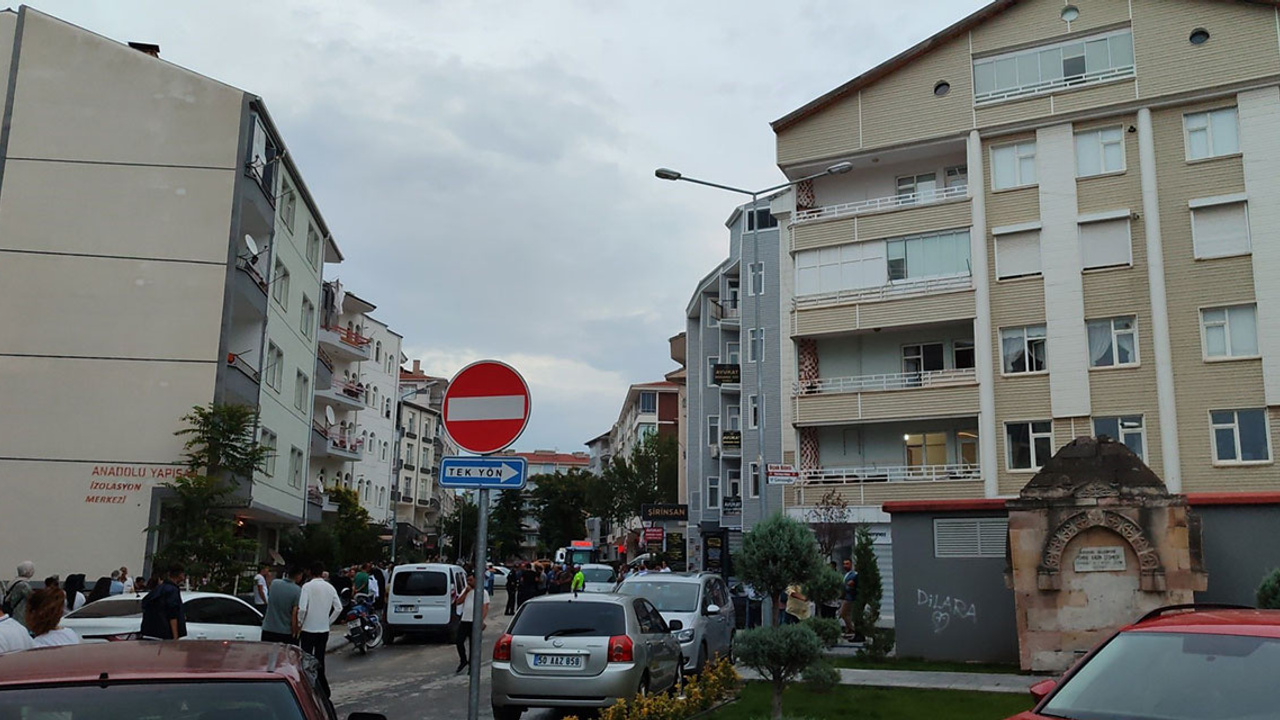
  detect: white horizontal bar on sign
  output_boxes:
[447,395,526,422]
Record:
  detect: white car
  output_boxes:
[579,563,618,593]
[62,591,263,643]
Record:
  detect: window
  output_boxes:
[1007,420,1053,470]
[896,173,937,204]
[748,262,765,296]
[748,329,764,363]
[1191,201,1250,258]
[934,518,1008,558]
[1093,416,1145,459]
[1088,316,1138,367]
[300,296,315,339]
[945,165,968,188]
[1001,325,1047,374]
[294,371,309,411]
[748,394,761,429]
[289,447,304,488]
[639,391,657,414]
[1184,108,1239,160]
[637,423,657,444]
[886,230,971,281]
[905,433,948,466]
[1079,217,1132,269]
[726,342,740,365]
[995,230,1042,279]
[264,343,284,391]
[384,398,392,419]
[745,208,778,231]
[260,428,278,476]
[706,356,719,387]
[281,179,297,231]
[959,430,979,465]
[954,340,976,369]
[306,225,321,269]
[991,141,1037,190]
[1211,409,1270,463]
[794,241,886,297]
[1075,126,1125,177]
[902,343,945,376]
[726,468,742,500]
[707,477,721,509]
[708,416,720,447]
[185,598,264,627]
[973,29,1134,103]
[375,341,382,363]
[726,405,741,432]
[271,260,290,309]
[748,462,760,498]
[1201,304,1258,359]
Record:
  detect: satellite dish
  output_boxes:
[244,235,259,257]
[324,406,336,425]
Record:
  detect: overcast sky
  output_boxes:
[35,0,986,452]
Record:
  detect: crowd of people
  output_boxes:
[0,560,148,653]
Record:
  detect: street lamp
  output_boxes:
[655,161,852,526]
[389,379,441,563]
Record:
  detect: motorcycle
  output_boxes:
[340,590,382,654]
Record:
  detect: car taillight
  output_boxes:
[493,633,513,662]
[608,635,633,663]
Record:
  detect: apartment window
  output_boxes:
[422,447,430,466]
[959,431,979,465]
[895,173,937,204]
[281,179,297,232]
[1079,217,1132,269]
[1184,108,1239,160]
[639,391,657,414]
[954,340,976,370]
[945,165,968,188]
[265,343,284,391]
[272,260,290,309]
[405,442,415,463]
[748,263,765,296]
[726,469,742,500]
[903,343,945,376]
[294,371,309,411]
[973,29,1134,103]
[726,342,740,365]
[637,423,657,444]
[1001,325,1047,374]
[1007,420,1053,470]
[260,428,278,477]
[748,462,761,498]
[289,447,304,488]
[748,329,764,363]
[381,440,389,462]
[1075,126,1125,177]
[375,341,382,363]
[1093,416,1145,460]
[1191,201,1250,259]
[1201,304,1259,359]
[745,208,778,231]
[301,296,315,339]
[384,398,392,419]
[794,241,885,296]
[1211,409,1271,464]
[991,141,1037,190]
[995,230,1042,279]
[707,356,719,387]
[905,433,947,466]
[306,225,321,269]
[934,518,1008,558]
[1088,316,1138,367]
[886,230,971,281]
[707,477,721,509]
[748,394,761,429]
[726,405,741,432]
[708,416,720,447]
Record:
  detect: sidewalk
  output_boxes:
[738,667,1039,695]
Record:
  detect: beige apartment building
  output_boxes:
[774,0,1280,580]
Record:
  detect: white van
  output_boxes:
[385,563,467,644]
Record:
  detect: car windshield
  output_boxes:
[582,567,615,583]
[510,602,625,638]
[0,680,307,719]
[393,571,447,596]
[615,581,700,613]
[1041,631,1280,720]
[65,598,143,619]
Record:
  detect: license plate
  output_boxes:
[395,605,417,612]
[532,654,582,668]
[347,620,361,629]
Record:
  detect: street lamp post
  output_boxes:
[655,162,852,526]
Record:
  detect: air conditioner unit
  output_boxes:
[710,444,720,458]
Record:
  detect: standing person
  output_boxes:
[4,562,35,629]
[262,566,304,645]
[354,564,370,599]
[366,566,380,606]
[516,563,537,608]
[785,584,810,625]
[484,565,495,596]
[298,562,342,698]
[253,565,272,611]
[26,589,80,648]
[504,565,517,615]
[62,575,87,616]
[140,565,187,640]
[372,562,389,614]
[571,565,585,594]
[0,599,33,654]
[839,559,858,639]
[118,567,133,593]
[108,570,125,596]
[86,577,113,605]
[452,574,489,674]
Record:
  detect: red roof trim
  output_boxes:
[883,498,1007,514]
[1185,491,1280,506]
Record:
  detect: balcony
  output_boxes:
[311,422,363,460]
[794,184,968,225]
[792,275,974,337]
[796,367,976,395]
[794,376,978,426]
[235,257,269,296]
[790,463,982,506]
[314,378,365,411]
[710,298,740,326]
[318,325,372,362]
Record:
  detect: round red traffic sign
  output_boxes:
[441,360,531,455]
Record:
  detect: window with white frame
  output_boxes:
[261,428,278,476]
[708,416,720,446]
[748,329,764,362]
[306,225,321,269]
[748,462,761,498]
[281,178,297,232]
[294,371,309,411]
[1075,126,1125,177]
[381,440,389,462]
[995,230,1042,279]
[265,343,284,391]
[991,141,1037,190]
[748,263,765,296]
[1211,409,1270,463]
[954,340,976,369]
[1001,325,1047,374]
[1191,200,1250,258]
[973,29,1134,103]
[1087,316,1138,367]
[1093,415,1145,460]
[272,260,290,309]
[1201,304,1258,359]
[726,405,741,432]
[895,173,937,204]
[1079,217,1132,269]
[745,208,778,231]
[794,241,886,296]
[707,356,719,387]
[886,230,971,281]
[639,391,657,414]
[726,468,741,500]
[290,447,304,488]
[1007,420,1053,470]
[934,518,1008,558]
[301,296,315,339]
[748,394,761,429]
[726,342,740,365]
[1185,108,1239,160]
[945,165,968,188]
[707,477,721,509]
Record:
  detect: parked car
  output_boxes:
[491,593,683,720]
[384,562,467,644]
[615,572,735,672]
[1006,604,1280,720]
[61,591,262,642]
[579,563,618,593]
[0,640,382,720]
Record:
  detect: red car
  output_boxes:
[0,640,386,720]
[1008,603,1280,720]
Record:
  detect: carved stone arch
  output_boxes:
[1036,509,1165,591]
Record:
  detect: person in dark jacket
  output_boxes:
[140,565,186,640]
[504,565,517,615]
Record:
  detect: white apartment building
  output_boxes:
[350,317,402,520]
[399,363,459,553]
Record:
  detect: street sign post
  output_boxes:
[442,360,532,456]
[767,463,799,485]
[439,456,528,489]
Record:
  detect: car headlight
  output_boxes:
[675,628,695,643]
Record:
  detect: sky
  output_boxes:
[33,0,988,452]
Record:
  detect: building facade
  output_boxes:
[397,361,455,550]
[348,316,401,520]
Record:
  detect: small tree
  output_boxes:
[852,524,892,659]
[440,496,479,563]
[739,514,821,628]
[1258,568,1280,609]
[807,488,852,562]
[329,487,382,566]
[488,489,527,562]
[734,624,824,720]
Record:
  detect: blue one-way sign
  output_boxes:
[439,456,528,489]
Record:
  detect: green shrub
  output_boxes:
[800,617,841,649]
[734,625,824,720]
[1258,568,1280,609]
[801,660,841,694]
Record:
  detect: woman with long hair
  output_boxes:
[62,574,86,615]
[86,577,113,605]
[26,588,80,647]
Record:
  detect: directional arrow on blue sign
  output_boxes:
[439,456,528,489]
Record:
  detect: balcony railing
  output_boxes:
[795,367,976,395]
[793,274,972,310]
[794,184,967,224]
[711,299,741,322]
[975,65,1135,105]
[226,353,260,383]
[803,463,979,484]
[330,378,366,400]
[235,257,269,293]
[313,421,363,456]
[322,325,373,350]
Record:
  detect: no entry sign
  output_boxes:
[442,360,531,455]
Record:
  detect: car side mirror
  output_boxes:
[668,619,683,631]
[704,604,720,615]
[348,714,388,720]
[1029,678,1057,703]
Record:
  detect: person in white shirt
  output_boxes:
[253,565,272,609]
[452,574,489,674]
[297,563,342,698]
[367,572,379,603]
[27,588,80,648]
[0,610,33,654]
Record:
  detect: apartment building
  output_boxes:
[0,7,346,577]
[684,201,787,570]
[397,361,454,548]
[667,333,690,519]
[773,0,1280,612]
[349,316,402,519]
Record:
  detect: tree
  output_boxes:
[329,486,382,566]
[593,434,678,528]
[281,523,340,571]
[529,470,595,551]
[734,624,824,720]
[739,514,822,627]
[440,496,479,564]
[489,489,527,562]
[852,524,893,659]
[1258,568,1280,609]
[807,488,852,562]
[174,403,270,482]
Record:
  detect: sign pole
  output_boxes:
[468,486,489,720]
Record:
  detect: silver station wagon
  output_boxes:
[491,593,683,720]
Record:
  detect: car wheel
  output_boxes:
[637,673,650,698]
[492,706,523,720]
